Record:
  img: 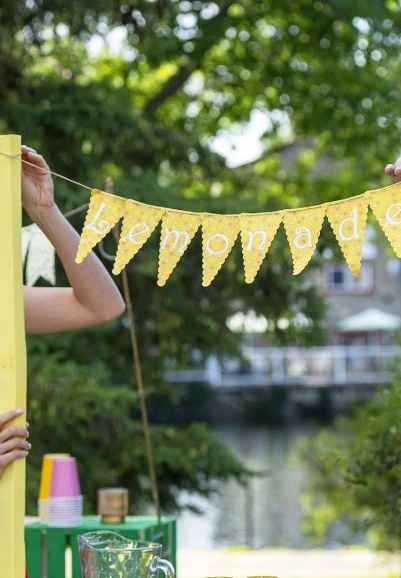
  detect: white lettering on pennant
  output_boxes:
[124,222,150,244]
[338,207,359,241]
[206,233,229,256]
[86,202,110,235]
[246,230,267,252]
[162,228,190,254]
[293,227,312,250]
[385,202,401,226]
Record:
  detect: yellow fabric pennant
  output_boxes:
[240,212,283,283]
[368,182,401,257]
[284,205,327,275]
[76,189,126,264]
[202,214,240,287]
[157,211,201,286]
[113,201,163,274]
[327,196,369,276]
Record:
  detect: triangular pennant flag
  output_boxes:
[240,212,283,283]
[284,205,327,275]
[327,196,368,276]
[368,182,401,257]
[23,224,56,286]
[75,189,126,264]
[113,201,163,274]
[22,226,32,263]
[157,211,201,286]
[202,214,240,287]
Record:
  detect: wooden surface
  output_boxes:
[0,135,27,578]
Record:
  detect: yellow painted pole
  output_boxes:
[0,135,27,578]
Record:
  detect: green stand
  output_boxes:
[25,515,176,578]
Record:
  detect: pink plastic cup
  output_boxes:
[50,457,81,498]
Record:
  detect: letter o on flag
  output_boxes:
[206,233,229,256]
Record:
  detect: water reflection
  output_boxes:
[177,424,319,550]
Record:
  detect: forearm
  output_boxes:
[27,203,125,320]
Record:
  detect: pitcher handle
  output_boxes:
[156,557,175,578]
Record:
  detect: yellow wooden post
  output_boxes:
[0,135,27,578]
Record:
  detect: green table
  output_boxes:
[25,515,176,578]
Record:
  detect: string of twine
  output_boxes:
[0,149,384,216]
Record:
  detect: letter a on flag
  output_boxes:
[284,205,327,275]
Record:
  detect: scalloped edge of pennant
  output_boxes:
[75,189,125,264]
[283,206,327,276]
[157,216,201,286]
[113,207,163,275]
[367,188,401,259]
[202,219,240,287]
[326,197,369,277]
[239,213,284,283]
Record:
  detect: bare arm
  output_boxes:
[22,146,125,335]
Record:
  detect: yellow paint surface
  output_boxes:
[0,135,27,578]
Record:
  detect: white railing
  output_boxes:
[166,344,401,388]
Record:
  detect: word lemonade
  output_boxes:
[75,182,401,286]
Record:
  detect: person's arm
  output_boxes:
[0,409,30,479]
[21,146,125,335]
[385,156,401,182]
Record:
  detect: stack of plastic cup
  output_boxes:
[38,453,70,522]
[40,456,83,527]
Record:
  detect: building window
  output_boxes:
[324,261,374,294]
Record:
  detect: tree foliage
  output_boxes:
[27,346,249,514]
[297,374,401,550]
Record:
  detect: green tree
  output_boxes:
[27,346,249,513]
[297,376,401,550]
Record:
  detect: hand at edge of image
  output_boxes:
[0,409,30,479]
[385,156,401,181]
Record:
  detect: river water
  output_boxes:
[176,424,331,550]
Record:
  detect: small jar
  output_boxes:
[97,488,129,524]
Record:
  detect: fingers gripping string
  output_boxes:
[0,150,92,190]
[0,150,89,218]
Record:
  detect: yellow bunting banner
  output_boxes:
[327,196,369,276]
[158,211,201,286]
[76,189,125,263]
[74,181,401,286]
[113,201,163,274]
[202,214,240,287]
[284,204,327,275]
[368,182,401,257]
[240,212,283,283]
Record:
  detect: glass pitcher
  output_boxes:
[78,531,175,578]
